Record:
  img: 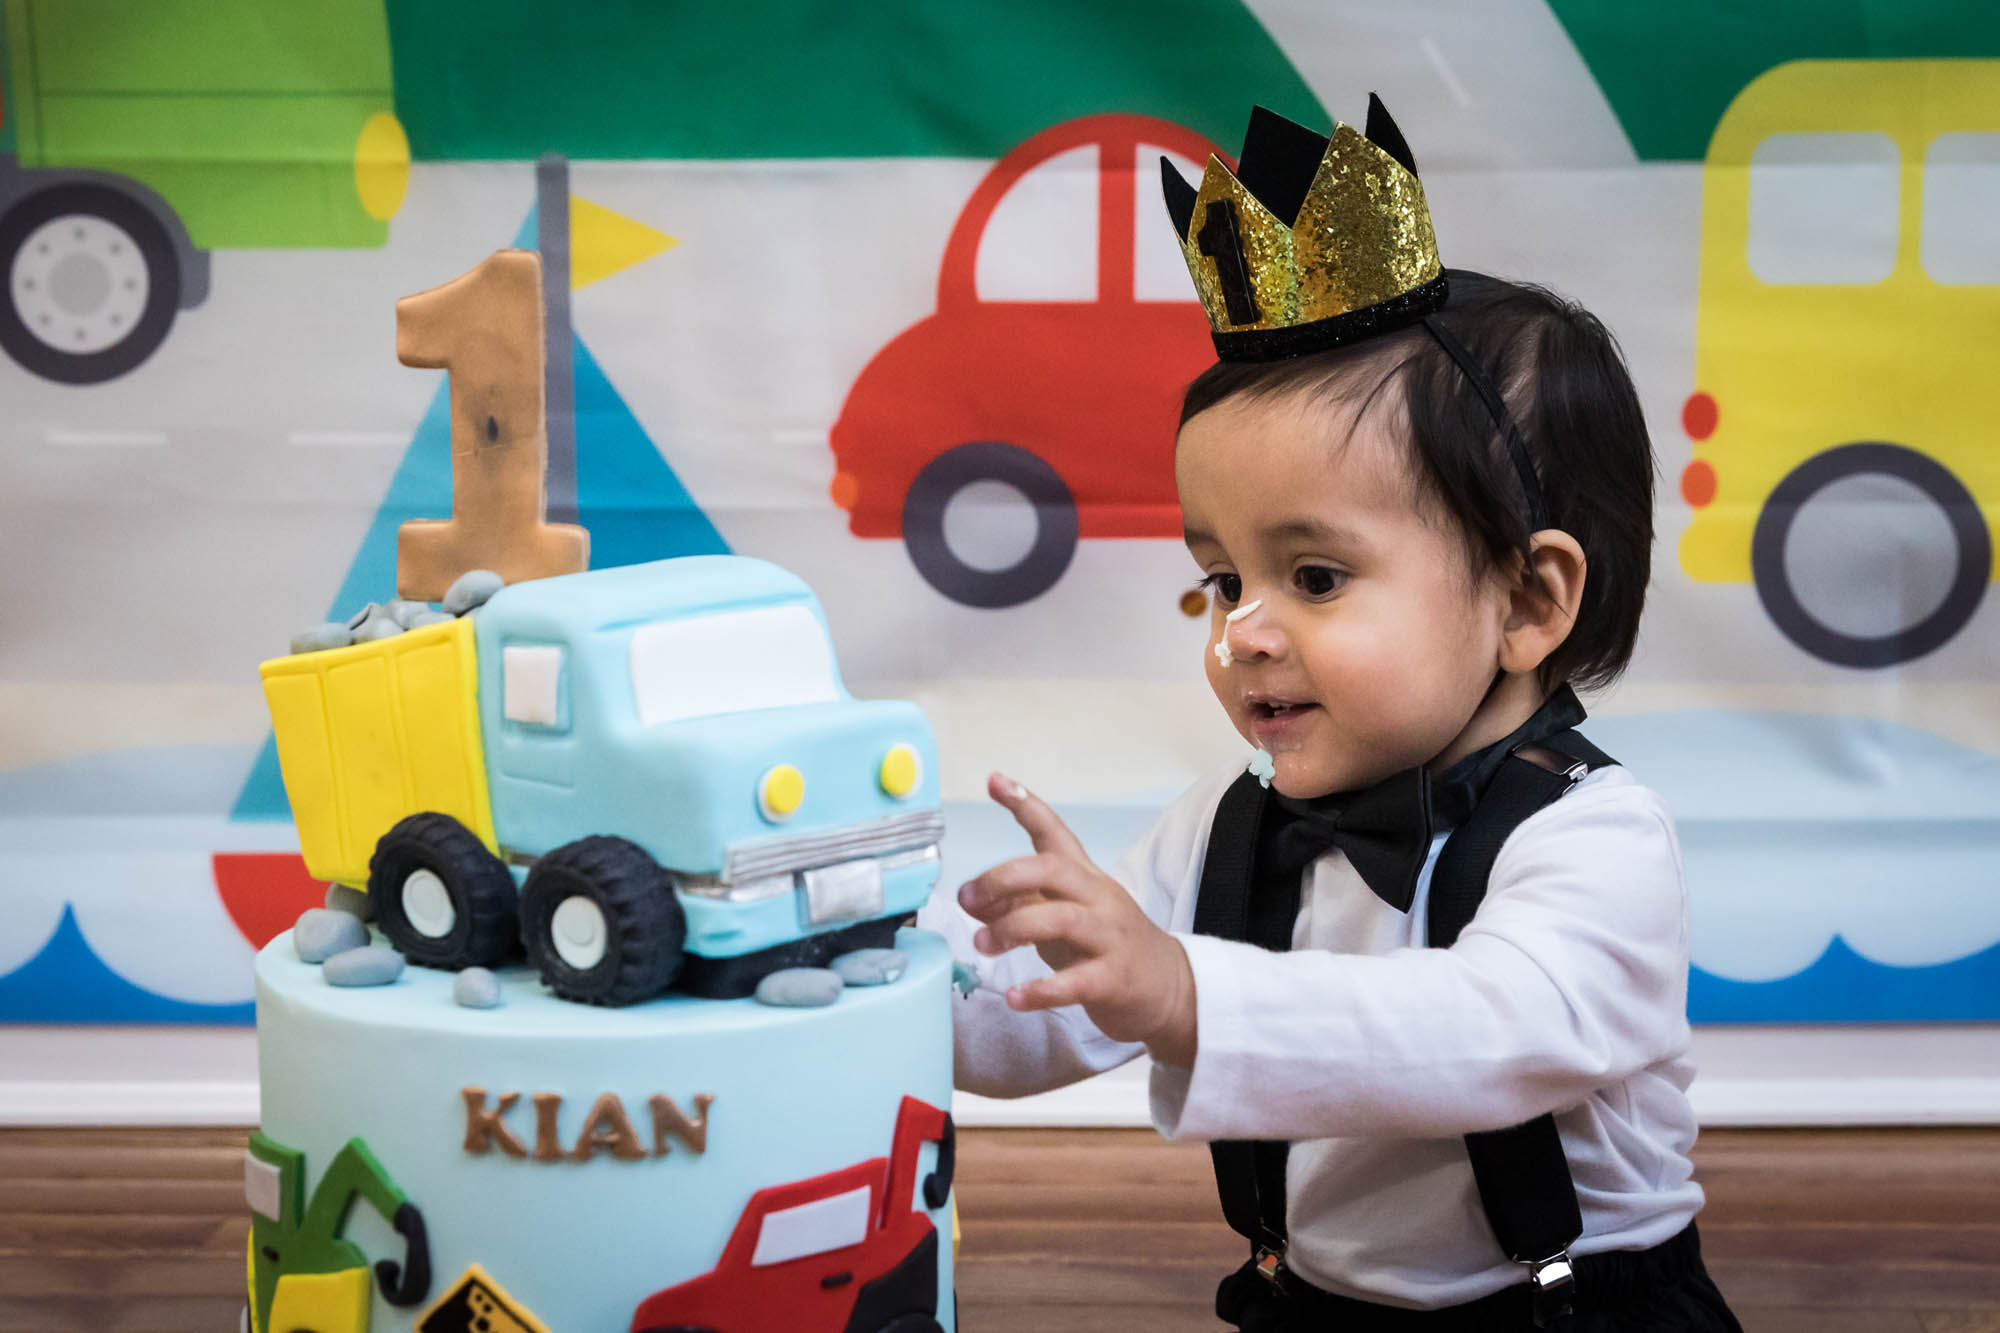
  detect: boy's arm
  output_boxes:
[1152,778,1690,1142]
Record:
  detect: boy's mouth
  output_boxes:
[1247,695,1316,720]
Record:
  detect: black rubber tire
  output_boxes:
[1750,442,1989,668]
[368,812,519,969]
[901,441,1077,608]
[0,181,181,384]
[520,836,684,1006]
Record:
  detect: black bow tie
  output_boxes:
[1266,767,1433,911]
[1257,685,1591,913]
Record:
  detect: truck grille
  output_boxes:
[719,807,945,885]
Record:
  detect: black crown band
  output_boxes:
[1209,274,1449,363]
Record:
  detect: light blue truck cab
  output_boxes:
[421,555,941,1005]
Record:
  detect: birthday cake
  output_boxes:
[241,252,957,1333]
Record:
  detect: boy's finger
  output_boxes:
[988,771,1092,863]
[973,899,1102,959]
[958,854,1100,918]
[1004,959,1108,1014]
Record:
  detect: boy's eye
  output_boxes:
[1197,572,1242,605]
[1294,566,1347,598]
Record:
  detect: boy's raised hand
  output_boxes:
[957,772,1197,1068]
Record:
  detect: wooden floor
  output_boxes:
[1,1126,1996,1331]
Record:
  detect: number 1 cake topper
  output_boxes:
[393,249,589,601]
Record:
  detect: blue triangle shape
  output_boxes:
[573,334,730,568]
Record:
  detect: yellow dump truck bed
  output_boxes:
[258,615,496,890]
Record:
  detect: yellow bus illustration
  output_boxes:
[1679,60,1998,667]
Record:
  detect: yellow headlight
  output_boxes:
[354,112,411,221]
[879,744,922,799]
[758,764,805,822]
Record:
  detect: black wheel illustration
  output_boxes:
[520,836,684,1006]
[902,441,1078,608]
[368,812,520,969]
[0,182,181,384]
[1750,442,1989,668]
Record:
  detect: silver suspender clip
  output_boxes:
[1252,1244,1286,1284]
[1512,743,1591,790]
[1526,1249,1576,1328]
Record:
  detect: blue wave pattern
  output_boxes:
[0,905,255,1025]
[1691,934,2000,1023]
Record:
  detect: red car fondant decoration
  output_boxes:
[829,114,1221,608]
[630,1095,954,1333]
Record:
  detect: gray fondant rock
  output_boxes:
[453,967,503,1009]
[387,599,432,629]
[323,883,374,922]
[324,945,405,987]
[290,622,353,655]
[294,908,370,964]
[444,569,504,616]
[345,602,383,632]
[830,948,908,987]
[753,967,843,1008]
[352,613,405,643]
[408,609,454,629]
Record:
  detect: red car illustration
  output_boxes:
[630,1096,955,1333]
[829,114,1222,607]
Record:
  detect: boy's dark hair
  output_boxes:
[1178,269,1655,694]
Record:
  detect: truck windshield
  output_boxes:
[629,602,841,725]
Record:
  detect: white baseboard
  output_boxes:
[11,1073,2000,1129]
[952,1061,2000,1129]
[0,1080,260,1126]
[6,1025,1998,1128]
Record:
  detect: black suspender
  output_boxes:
[1192,773,1287,1255]
[1196,728,1615,1330]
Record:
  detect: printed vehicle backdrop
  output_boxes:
[3,0,1999,1025]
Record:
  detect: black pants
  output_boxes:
[1217,1225,1743,1333]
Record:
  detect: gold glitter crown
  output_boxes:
[1163,99,1447,361]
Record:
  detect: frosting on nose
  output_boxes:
[1213,598,1264,668]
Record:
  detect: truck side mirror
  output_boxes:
[923,1114,955,1210]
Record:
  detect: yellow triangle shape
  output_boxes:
[569,195,678,290]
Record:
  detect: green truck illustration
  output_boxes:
[0,0,407,382]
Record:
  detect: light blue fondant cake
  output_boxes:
[250,927,956,1333]
[247,555,957,1333]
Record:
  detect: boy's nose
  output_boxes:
[1218,598,1280,664]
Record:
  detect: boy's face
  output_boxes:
[1177,387,1512,799]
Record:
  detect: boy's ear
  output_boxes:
[1498,531,1587,674]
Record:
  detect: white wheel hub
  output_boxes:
[941,478,1038,572]
[551,895,608,971]
[400,868,457,939]
[11,214,151,354]
[1783,471,1957,639]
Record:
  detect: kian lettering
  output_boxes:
[461,1087,714,1161]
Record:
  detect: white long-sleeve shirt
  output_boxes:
[923,761,1705,1309]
